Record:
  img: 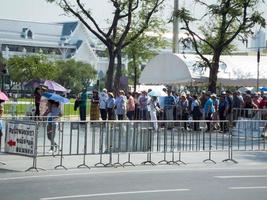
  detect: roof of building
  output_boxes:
[0,19,83,49]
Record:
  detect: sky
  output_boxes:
[0,0,266,42]
[0,0,174,25]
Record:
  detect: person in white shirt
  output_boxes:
[148,96,161,130]
[99,88,108,120]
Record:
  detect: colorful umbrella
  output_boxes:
[0,91,9,101]
[42,92,69,104]
[25,80,67,92]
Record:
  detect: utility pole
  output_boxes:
[172,0,179,53]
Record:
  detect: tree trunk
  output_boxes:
[105,51,116,92]
[114,48,122,92]
[133,54,137,92]
[208,54,220,93]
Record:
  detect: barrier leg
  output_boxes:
[174,151,186,165]
[222,128,238,164]
[114,154,124,168]
[123,153,135,167]
[158,128,169,164]
[26,124,45,172]
[55,123,67,170]
[203,129,216,164]
[141,128,156,165]
[77,124,90,169]
[25,156,45,172]
[105,125,114,167]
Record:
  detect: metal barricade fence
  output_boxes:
[232,108,267,121]
[4,117,267,170]
[232,120,267,151]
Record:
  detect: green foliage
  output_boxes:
[55,59,97,94]
[7,54,59,83]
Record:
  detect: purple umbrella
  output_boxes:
[43,80,67,92]
[25,79,67,92]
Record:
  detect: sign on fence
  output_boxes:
[5,121,36,157]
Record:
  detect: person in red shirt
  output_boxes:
[126,92,135,120]
[259,95,267,119]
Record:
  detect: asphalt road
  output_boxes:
[1,165,267,200]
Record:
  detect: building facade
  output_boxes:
[0,19,98,69]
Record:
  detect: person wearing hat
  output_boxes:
[107,92,115,120]
[204,92,215,132]
[99,88,108,120]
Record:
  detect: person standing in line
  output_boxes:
[99,88,108,120]
[204,92,215,132]
[138,91,149,120]
[79,88,88,121]
[126,92,135,120]
[164,90,176,128]
[107,92,115,120]
[179,93,189,130]
[148,96,161,130]
[211,93,220,130]
[232,91,244,122]
[218,92,228,132]
[191,95,202,131]
[90,90,100,120]
[115,90,127,120]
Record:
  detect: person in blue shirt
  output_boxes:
[204,92,215,131]
[164,90,176,128]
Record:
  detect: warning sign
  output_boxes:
[5,121,36,157]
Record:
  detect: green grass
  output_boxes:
[3,99,91,117]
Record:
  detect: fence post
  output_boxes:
[55,122,67,170]
[95,122,105,167]
[141,127,156,165]
[222,122,238,164]
[158,127,169,164]
[77,122,90,169]
[203,122,216,164]
[26,122,45,172]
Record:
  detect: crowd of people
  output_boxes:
[74,87,267,132]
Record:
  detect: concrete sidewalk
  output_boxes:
[1,150,267,173]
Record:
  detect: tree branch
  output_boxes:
[61,0,108,45]
[76,0,108,38]
[122,0,164,49]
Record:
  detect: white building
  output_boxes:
[0,19,98,70]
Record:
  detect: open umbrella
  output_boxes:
[0,91,9,101]
[42,92,69,104]
[25,80,67,92]
[148,90,167,97]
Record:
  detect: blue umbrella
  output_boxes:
[260,87,267,92]
[42,92,69,104]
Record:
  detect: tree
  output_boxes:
[7,54,59,91]
[124,31,166,91]
[55,59,97,94]
[177,0,266,92]
[47,0,165,91]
